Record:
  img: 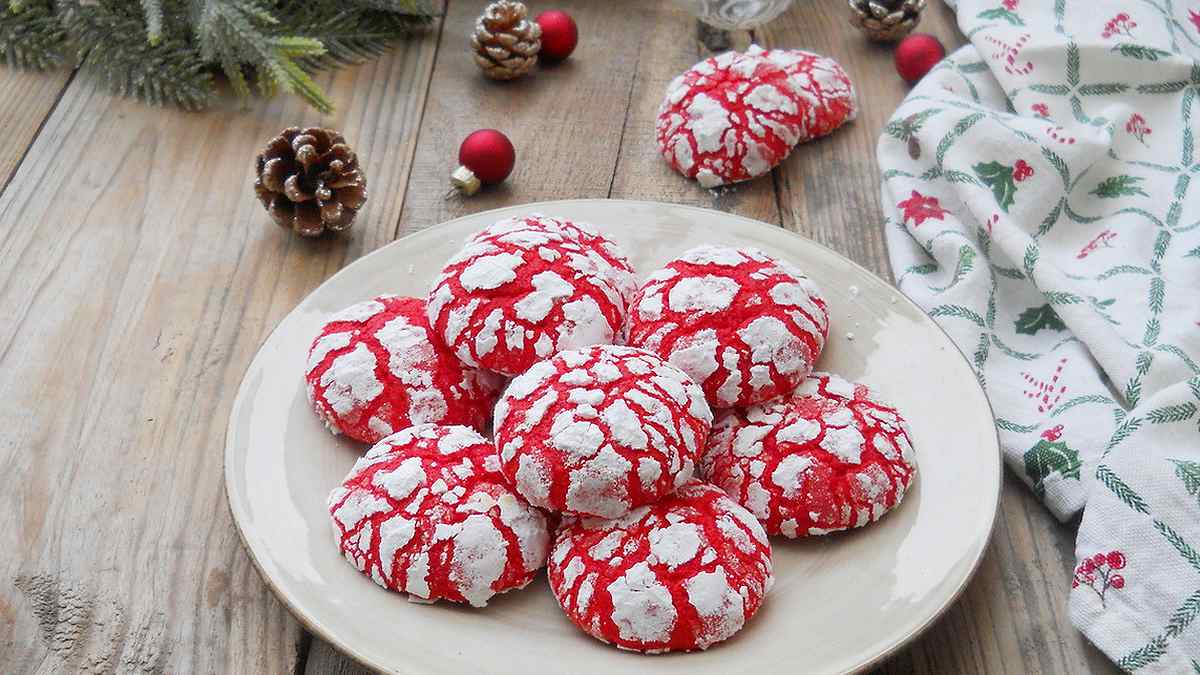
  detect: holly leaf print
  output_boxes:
[1111,44,1173,61]
[973,161,1017,211]
[976,7,1024,25]
[1015,304,1066,335]
[1091,175,1148,198]
[897,191,948,226]
[1024,439,1082,497]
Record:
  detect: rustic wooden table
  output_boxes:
[0,1,1119,672]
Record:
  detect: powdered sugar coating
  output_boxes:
[327,424,551,606]
[548,481,772,653]
[494,345,712,519]
[427,215,636,376]
[701,373,916,538]
[626,245,828,409]
[656,45,807,187]
[762,48,857,141]
[306,295,501,444]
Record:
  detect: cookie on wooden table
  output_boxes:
[426,214,636,377]
[656,45,806,187]
[548,481,773,653]
[762,47,858,142]
[625,245,828,409]
[701,372,917,538]
[306,295,500,444]
[494,345,712,519]
[327,424,551,607]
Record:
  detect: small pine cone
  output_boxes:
[848,0,926,42]
[254,127,367,237]
[471,1,541,80]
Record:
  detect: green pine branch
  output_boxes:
[67,1,213,109]
[0,0,433,110]
[0,0,66,69]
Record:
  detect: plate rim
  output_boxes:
[224,198,1002,674]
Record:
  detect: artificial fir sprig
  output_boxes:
[0,0,432,111]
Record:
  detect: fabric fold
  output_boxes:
[878,1,1200,669]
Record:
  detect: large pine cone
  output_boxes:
[471,1,541,80]
[254,127,367,237]
[848,0,926,42]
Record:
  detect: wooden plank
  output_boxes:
[605,6,780,224]
[395,0,761,234]
[758,0,967,277]
[0,67,73,191]
[757,2,1119,672]
[0,20,441,672]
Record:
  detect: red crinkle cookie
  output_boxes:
[761,47,857,142]
[494,345,712,519]
[327,424,551,606]
[426,214,636,377]
[701,372,916,538]
[625,245,828,409]
[548,481,773,653]
[306,295,500,444]
[656,45,806,187]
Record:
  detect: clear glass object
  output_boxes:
[676,0,796,30]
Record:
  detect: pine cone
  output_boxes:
[471,1,541,80]
[254,127,367,237]
[848,0,926,42]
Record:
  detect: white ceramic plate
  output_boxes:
[226,199,1000,674]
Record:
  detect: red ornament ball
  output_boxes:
[458,129,515,184]
[894,33,946,84]
[535,10,578,61]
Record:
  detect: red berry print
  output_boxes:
[1041,424,1063,441]
[1102,13,1136,39]
[1013,159,1034,182]
[1077,229,1117,260]
[1032,103,1050,118]
[1126,113,1152,145]
[1190,9,1200,34]
[1001,0,1017,9]
[897,190,949,226]
[1074,549,1128,607]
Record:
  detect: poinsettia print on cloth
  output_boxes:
[880,1,1200,670]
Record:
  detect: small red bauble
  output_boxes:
[451,129,516,195]
[894,33,946,84]
[535,10,578,61]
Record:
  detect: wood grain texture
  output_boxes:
[0,67,73,191]
[604,4,780,224]
[0,22,441,672]
[757,0,966,278]
[0,0,1124,673]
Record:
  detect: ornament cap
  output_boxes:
[450,165,482,196]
